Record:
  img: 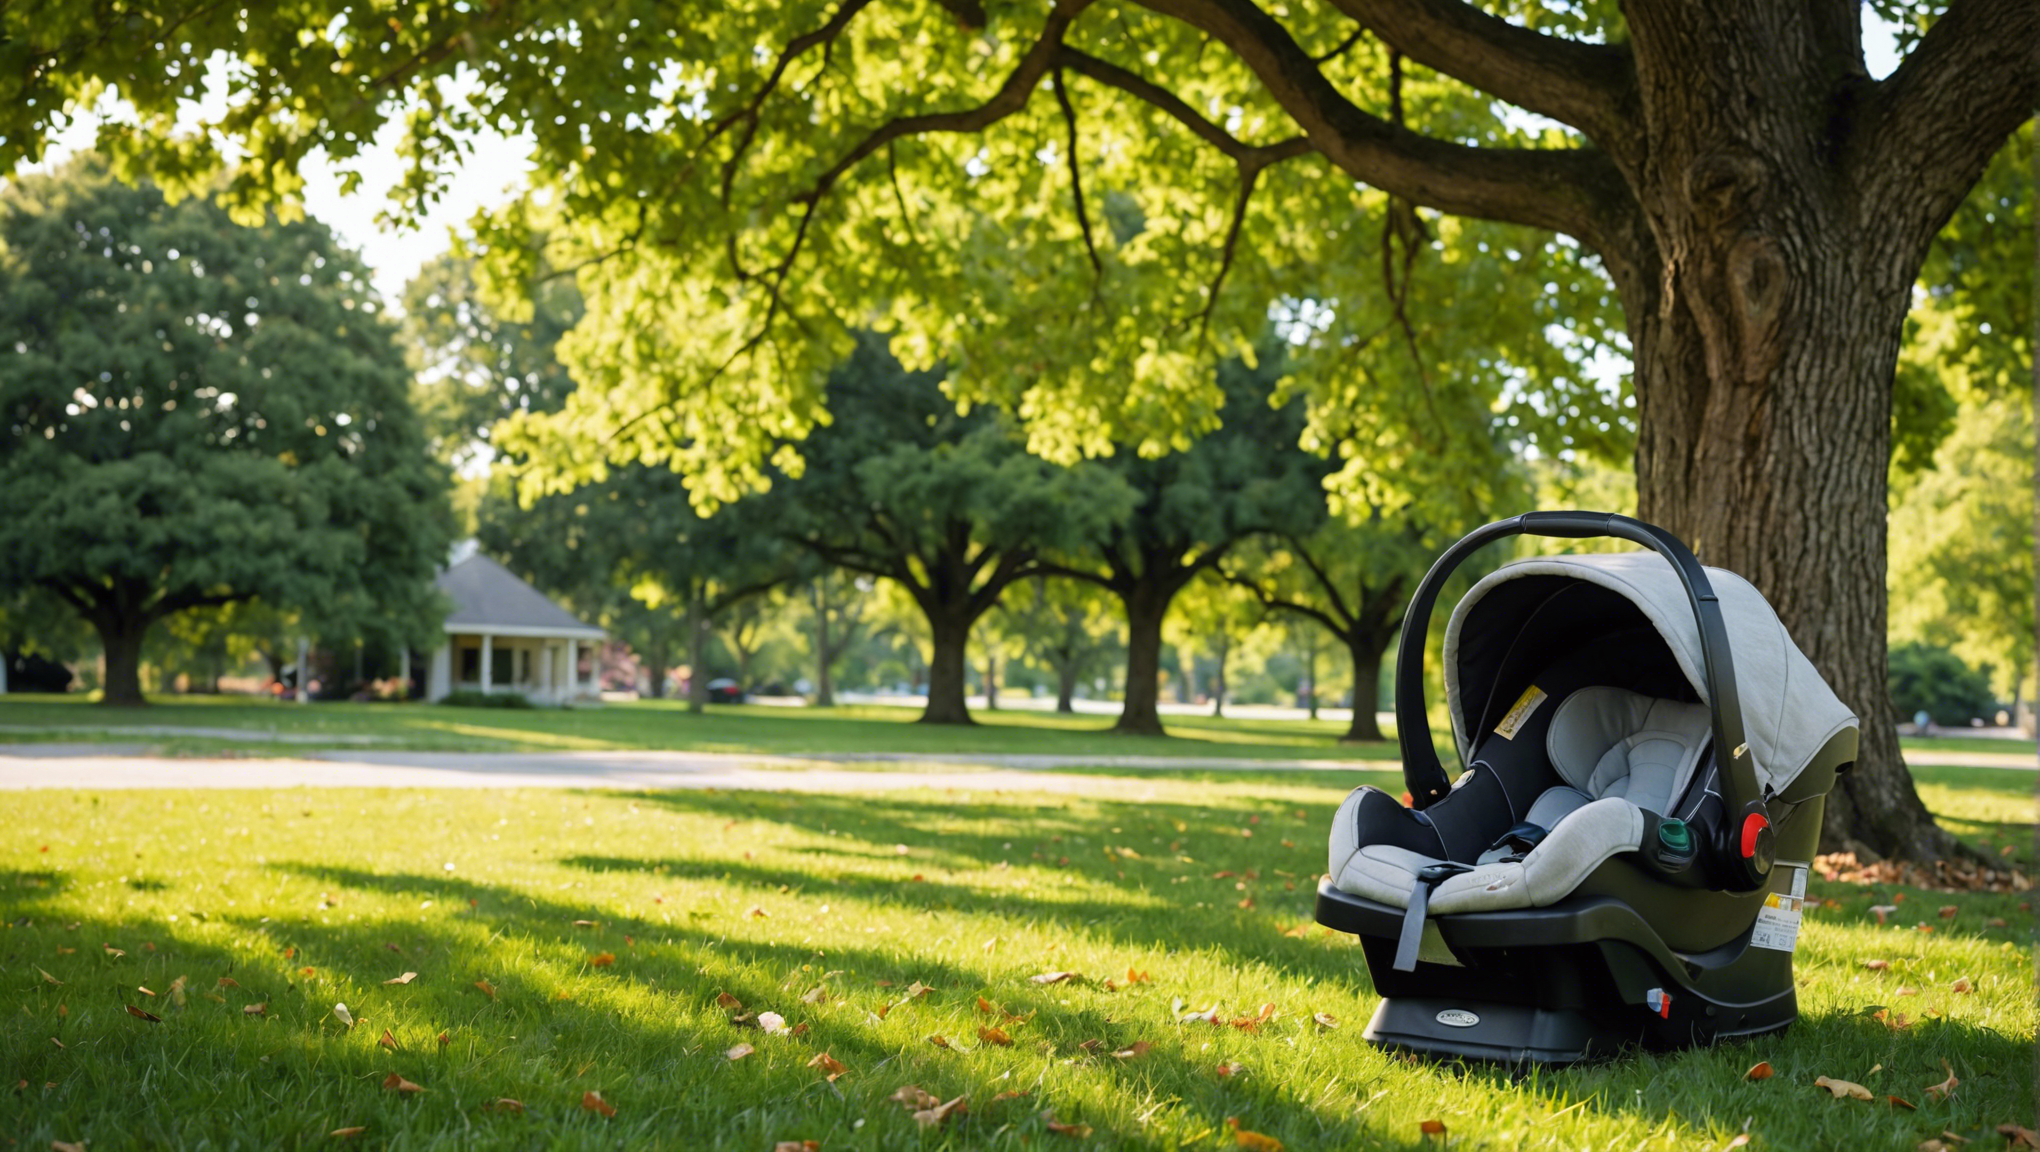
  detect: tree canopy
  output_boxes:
[0,160,455,704]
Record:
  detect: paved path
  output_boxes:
[0,744,2026,793]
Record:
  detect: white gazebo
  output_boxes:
[427,553,605,704]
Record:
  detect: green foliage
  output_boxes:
[438,688,536,709]
[1888,642,1999,727]
[0,159,455,701]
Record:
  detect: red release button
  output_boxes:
[1739,812,1771,858]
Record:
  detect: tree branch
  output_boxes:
[1050,68,1104,282]
[1128,0,1637,259]
[1858,0,2039,257]
[697,0,877,204]
[1325,0,1636,155]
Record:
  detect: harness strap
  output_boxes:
[1393,862,1473,971]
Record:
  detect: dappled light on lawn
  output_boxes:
[1,778,2032,1149]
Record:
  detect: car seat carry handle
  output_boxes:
[1393,512,1773,889]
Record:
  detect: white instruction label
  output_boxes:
[1493,685,1548,740]
[1750,863,1809,952]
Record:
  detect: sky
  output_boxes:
[20,18,1906,315]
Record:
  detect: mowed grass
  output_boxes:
[0,695,1399,761]
[2,766,2033,1151]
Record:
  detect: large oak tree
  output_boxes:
[11,1,2030,856]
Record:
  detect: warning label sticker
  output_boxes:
[1750,863,1809,952]
[1493,685,1549,740]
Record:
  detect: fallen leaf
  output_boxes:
[757,1011,788,1035]
[378,1029,398,1051]
[1745,1061,1773,1081]
[1938,905,1958,918]
[1815,1076,1873,1100]
[800,985,828,1004]
[1989,917,2009,928]
[1863,959,1891,971]
[807,1051,848,1081]
[37,968,62,986]
[716,991,743,1011]
[217,976,239,989]
[125,1004,161,1023]
[890,1085,941,1110]
[589,953,616,968]
[580,1090,615,1117]
[102,944,124,957]
[1077,1039,1104,1052]
[903,981,932,999]
[383,972,417,985]
[726,1043,755,1061]
[1031,971,1081,985]
[329,1127,367,1138]
[926,1034,952,1049]
[1925,1059,1959,1101]
[1283,924,1313,937]
[1227,1116,1285,1150]
[1125,968,1152,984]
[333,1003,355,1029]
[437,1031,450,1048]
[136,986,155,997]
[1721,1137,1750,1150]
[1950,977,1973,994]
[572,919,597,928]
[381,1073,424,1094]
[747,906,769,918]
[1217,1062,1246,1077]
[1313,1012,1340,1030]
[978,1025,1013,1046]
[1997,1125,2040,1149]
[54,1141,87,1152]
[481,1099,525,1114]
[912,1095,967,1129]
[1043,1111,1094,1137]
[1887,1095,1917,1110]
[772,1143,821,1152]
[243,1002,267,1016]
[474,980,496,1000]
[1897,986,1919,996]
[48,1037,63,1049]
[1112,1041,1152,1060]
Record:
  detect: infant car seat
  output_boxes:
[1316,512,1859,1064]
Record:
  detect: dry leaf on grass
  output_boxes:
[1925,1060,1959,1101]
[1227,1117,1284,1150]
[1745,1061,1773,1081]
[48,1037,63,1049]
[806,1052,848,1081]
[572,919,597,928]
[978,1026,1013,1047]
[1814,1076,1872,1100]
[481,1098,525,1114]
[757,1012,789,1035]
[1031,971,1081,985]
[125,1005,161,1024]
[1897,986,1919,996]
[726,1043,756,1062]
[332,1004,356,1029]
[1217,1062,1246,1077]
[1420,1120,1448,1138]
[1313,1013,1339,1030]
[773,1143,821,1152]
[890,1085,941,1110]
[136,986,155,997]
[1950,977,1973,994]
[437,1031,450,1048]
[1124,968,1152,984]
[381,1073,424,1094]
[243,1002,267,1017]
[589,953,615,968]
[474,980,497,1000]
[1887,1095,1917,1110]
[926,1034,953,1049]
[912,1096,967,1129]
[378,1029,398,1051]
[1937,905,1958,918]
[800,985,828,1004]
[216,976,238,989]
[1863,959,1891,971]
[716,991,743,1011]
[1998,1124,2040,1148]
[54,1141,87,1152]
[581,1090,616,1117]
[328,1127,367,1138]
[1720,1136,1750,1150]
[383,972,417,985]
[1043,1111,1094,1137]
[1112,1041,1152,1060]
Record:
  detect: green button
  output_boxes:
[1658,819,1692,851]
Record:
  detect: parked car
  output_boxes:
[706,678,745,704]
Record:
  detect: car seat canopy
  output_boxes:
[1445,551,1859,799]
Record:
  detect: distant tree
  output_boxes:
[802,570,872,708]
[0,161,454,705]
[1051,351,1330,735]
[1888,643,1998,729]
[995,577,1121,714]
[782,335,1134,724]
[1164,574,1270,719]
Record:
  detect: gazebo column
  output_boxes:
[398,647,411,699]
[480,634,493,694]
[566,639,578,701]
[539,645,554,704]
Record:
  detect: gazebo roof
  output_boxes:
[435,553,605,641]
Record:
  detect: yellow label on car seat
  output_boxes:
[1494,685,1548,740]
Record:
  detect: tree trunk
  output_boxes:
[645,635,668,701]
[686,583,708,715]
[918,608,975,725]
[1211,635,1230,719]
[1342,629,1390,743]
[983,647,999,712]
[813,581,835,707]
[1618,28,1969,861]
[1303,631,1319,721]
[1114,584,1169,736]
[1055,660,1078,713]
[97,615,150,707]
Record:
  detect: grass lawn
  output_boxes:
[2,765,2032,1150]
[0,695,1402,762]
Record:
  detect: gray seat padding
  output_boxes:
[1329,687,1713,912]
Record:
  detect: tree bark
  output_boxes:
[1210,634,1230,719]
[644,634,669,701]
[812,580,835,707]
[1614,7,1985,861]
[919,608,976,724]
[1055,661,1078,713]
[983,646,999,711]
[1342,628,1391,743]
[96,615,151,707]
[686,583,708,715]
[1114,583,1170,735]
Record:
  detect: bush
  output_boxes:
[1888,643,1995,727]
[439,689,535,710]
